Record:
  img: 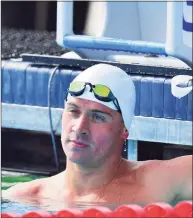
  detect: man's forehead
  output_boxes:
[66,98,114,113]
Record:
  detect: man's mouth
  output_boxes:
[70,140,89,149]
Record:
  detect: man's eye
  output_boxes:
[91,114,105,122]
[67,109,80,115]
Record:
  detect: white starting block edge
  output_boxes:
[2,103,192,147]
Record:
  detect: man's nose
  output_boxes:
[72,114,89,135]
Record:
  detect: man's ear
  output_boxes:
[122,128,129,139]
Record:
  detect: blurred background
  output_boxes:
[1,1,88,59]
[1,1,89,32]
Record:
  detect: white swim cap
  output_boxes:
[67,64,136,131]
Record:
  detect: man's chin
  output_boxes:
[67,156,89,165]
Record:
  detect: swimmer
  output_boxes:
[3,64,192,205]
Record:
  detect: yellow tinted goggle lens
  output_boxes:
[93,85,110,97]
[69,81,85,92]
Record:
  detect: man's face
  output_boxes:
[61,97,127,166]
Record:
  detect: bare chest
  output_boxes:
[46,181,174,206]
[40,170,175,206]
[97,182,174,205]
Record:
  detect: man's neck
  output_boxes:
[64,157,123,196]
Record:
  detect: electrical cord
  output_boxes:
[48,65,61,173]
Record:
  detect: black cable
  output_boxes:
[48,65,61,173]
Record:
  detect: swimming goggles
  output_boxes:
[66,81,122,114]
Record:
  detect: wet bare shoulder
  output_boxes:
[134,156,192,199]
[34,171,66,198]
[120,159,171,186]
[163,155,192,200]
[135,159,171,182]
[2,176,49,199]
[142,155,192,185]
[118,159,145,183]
[118,159,180,204]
